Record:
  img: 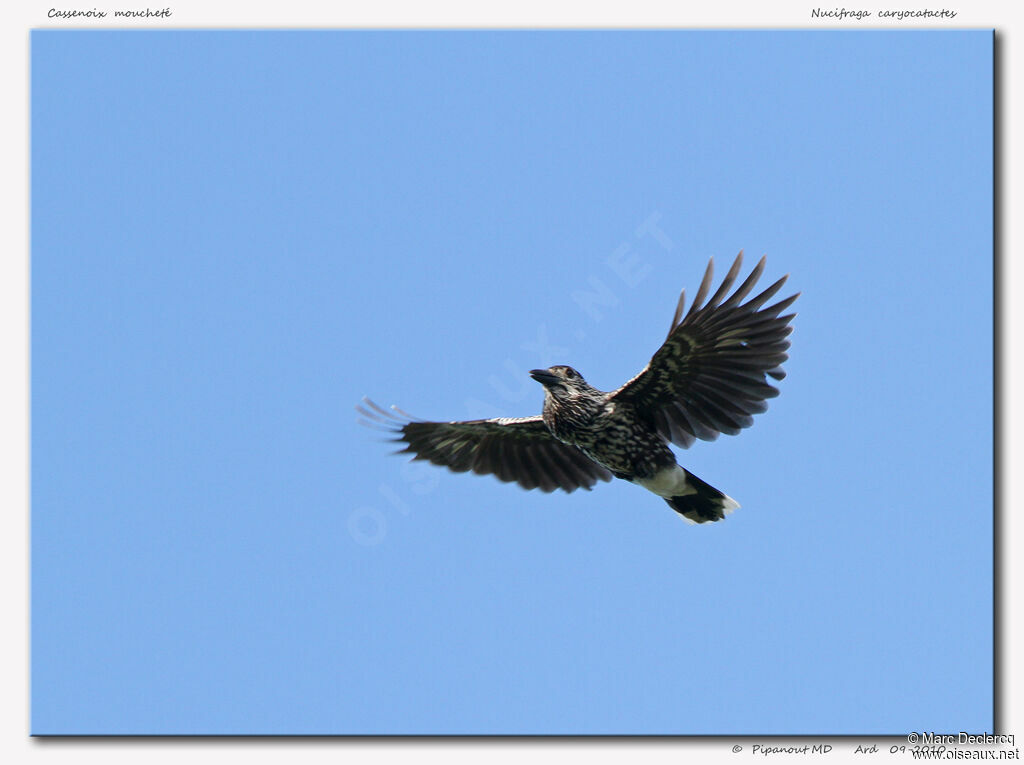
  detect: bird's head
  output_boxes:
[529,365,598,402]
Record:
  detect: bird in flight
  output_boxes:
[358,251,798,524]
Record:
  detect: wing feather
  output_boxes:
[701,249,745,311]
[718,255,767,311]
[611,252,798,447]
[685,259,716,320]
[356,400,612,493]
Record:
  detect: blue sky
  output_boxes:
[31,30,992,734]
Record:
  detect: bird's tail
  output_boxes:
[665,471,740,524]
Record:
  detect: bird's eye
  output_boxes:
[564,368,577,378]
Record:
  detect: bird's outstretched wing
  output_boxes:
[357,399,613,493]
[610,251,798,448]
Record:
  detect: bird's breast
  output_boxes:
[552,402,674,479]
[542,398,600,444]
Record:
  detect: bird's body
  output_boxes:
[358,251,797,524]
[530,367,738,522]
[538,380,671,480]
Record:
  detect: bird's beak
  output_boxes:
[529,369,560,386]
